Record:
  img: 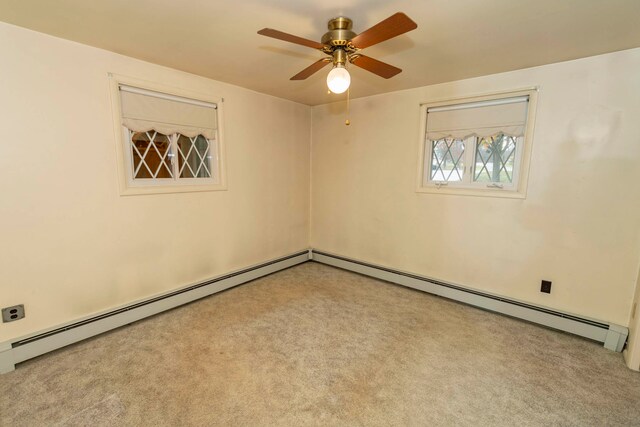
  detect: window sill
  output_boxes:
[120,183,228,196]
[415,185,526,199]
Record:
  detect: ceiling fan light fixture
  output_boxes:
[258,12,417,96]
[327,64,350,94]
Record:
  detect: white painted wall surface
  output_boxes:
[311,49,640,326]
[0,22,310,343]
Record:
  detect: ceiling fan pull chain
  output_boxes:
[345,87,351,126]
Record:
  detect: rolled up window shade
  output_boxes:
[426,96,528,140]
[120,85,217,139]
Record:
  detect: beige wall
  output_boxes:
[0,22,310,343]
[311,49,640,326]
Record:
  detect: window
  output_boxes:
[417,89,537,198]
[110,75,226,195]
[126,130,218,181]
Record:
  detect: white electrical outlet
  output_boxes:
[2,305,25,322]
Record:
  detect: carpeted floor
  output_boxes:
[1,262,639,426]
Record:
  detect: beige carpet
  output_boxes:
[1,262,639,426]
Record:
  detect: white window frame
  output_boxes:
[416,88,538,199]
[109,74,227,196]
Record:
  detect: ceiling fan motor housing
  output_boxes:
[321,17,356,48]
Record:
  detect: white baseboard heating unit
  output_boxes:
[310,250,628,353]
[1,248,627,374]
[0,250,311,374]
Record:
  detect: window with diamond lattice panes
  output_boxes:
[473,134,517,184]
[113,81,225,194]
[131,131,173,179]
[430,138,465,182]
[177,135,212,179]
[125,130,218,183]
[418,91,536,197]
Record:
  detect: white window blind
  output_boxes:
[425,96,528,140]
[119,85,218,139]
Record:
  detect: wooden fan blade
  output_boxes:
[290,58,331,80]
[350,12,417,49]
[258,28,326,50]
[350,55,402,79]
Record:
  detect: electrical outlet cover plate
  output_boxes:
[2,305,25,322]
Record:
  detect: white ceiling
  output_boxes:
[1,0,639,105]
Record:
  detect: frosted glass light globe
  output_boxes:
[327,65,351,94]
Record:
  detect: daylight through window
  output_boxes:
[419,92,534,195]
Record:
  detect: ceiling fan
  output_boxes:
[258,12,418,94]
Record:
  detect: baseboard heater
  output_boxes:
[0,250,310,374]
[0,248,627,374]
[310,250,628,353]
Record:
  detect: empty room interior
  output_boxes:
[1,0,640,425]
